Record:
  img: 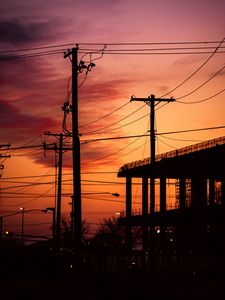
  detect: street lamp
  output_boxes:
[0,208,56,245]
[63,192,120,197]
[82,192,120,197]
[43,207,56,240]
[20,207,25,247]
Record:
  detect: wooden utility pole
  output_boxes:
[64,47,82,247]
[0,144,11,177]
[131,94,175,250]
[56,133,63,243]
[44,133,65,245]
[131,94,175,211]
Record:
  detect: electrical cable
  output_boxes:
[176,65,225,100]
[81,103,146,135]
[81,111,149,136]
[159,135,203,142]
[79,101,130,128]
[177,87,225,104]
[82,99,172,137]
[84,139,150,168]
[157,136,178,150]
[1,44,224,61]
[81,125,225,143]
[159,37,225,97]
[5,186,55,207]
[83,133,147,165]
[1,40,224,55]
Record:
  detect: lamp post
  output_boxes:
[67,192,120,240]
[20,207,25,247]
[44,207,56,240]
[82,192,120,197]
[0,208,56,245]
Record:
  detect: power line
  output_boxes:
[160,37,225,97]
[81,125,225,144]
[0,171,117,181]
[81,100,173,137]
[0,49,65,61]
[10,150,43,157]
[1,44,224,61]
[1,40,224,54]
[157,125,225,136]
[82,111,149,136]
[4,186,55,207]
[159,135,203,142]
[79,101,130,128]
[157,136,178,150]
[176,87,225,104]
[7,143,54,151]
[83,133,146,165]
[81,103,146,135]
[3,49,224,61]
[86,138,150,168]
[176,65,225,100]
[79,50,225,55]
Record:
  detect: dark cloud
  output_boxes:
[0,55,67,116]
[80,78,130,101]
[0,99,58,143]
[0,19,58,46]
[32,138,122,170]
[0,48,135,170]
[78,77,135,125]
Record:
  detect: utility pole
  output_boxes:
[56,133,63,243]
[0,144,11,178]
[131,94,175,212]
[44,132,65,246]
[64,47,82,248]
[131,94,175,251]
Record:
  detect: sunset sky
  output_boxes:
[0,0,224,240]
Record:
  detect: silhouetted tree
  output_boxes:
[93,217,141,252]
[61,216,90,240]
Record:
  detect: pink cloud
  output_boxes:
[0,99,58,144]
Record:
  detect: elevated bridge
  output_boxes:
[117,136,225,251]
[118,136,225,178]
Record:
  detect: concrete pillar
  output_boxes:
[159,177,167,256]
[126,176,132,250]
[150,176,155,214]
[191,177,207,209]
[160,177,166,212]
[179,178,186,209]
[126,177,132,218]
[209,178,215,207]
[142,177,148,250]
[222,176,225,207]
[191,177,207,249]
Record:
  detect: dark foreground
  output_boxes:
[0,245,225,300]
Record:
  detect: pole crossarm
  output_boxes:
[131,94,175,103]
[130,93,176,219]
[43,132,72,151]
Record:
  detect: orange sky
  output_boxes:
[0,0,225,240]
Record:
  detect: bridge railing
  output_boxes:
[119,136,225,172]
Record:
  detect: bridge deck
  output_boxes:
[118,136,225,178]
